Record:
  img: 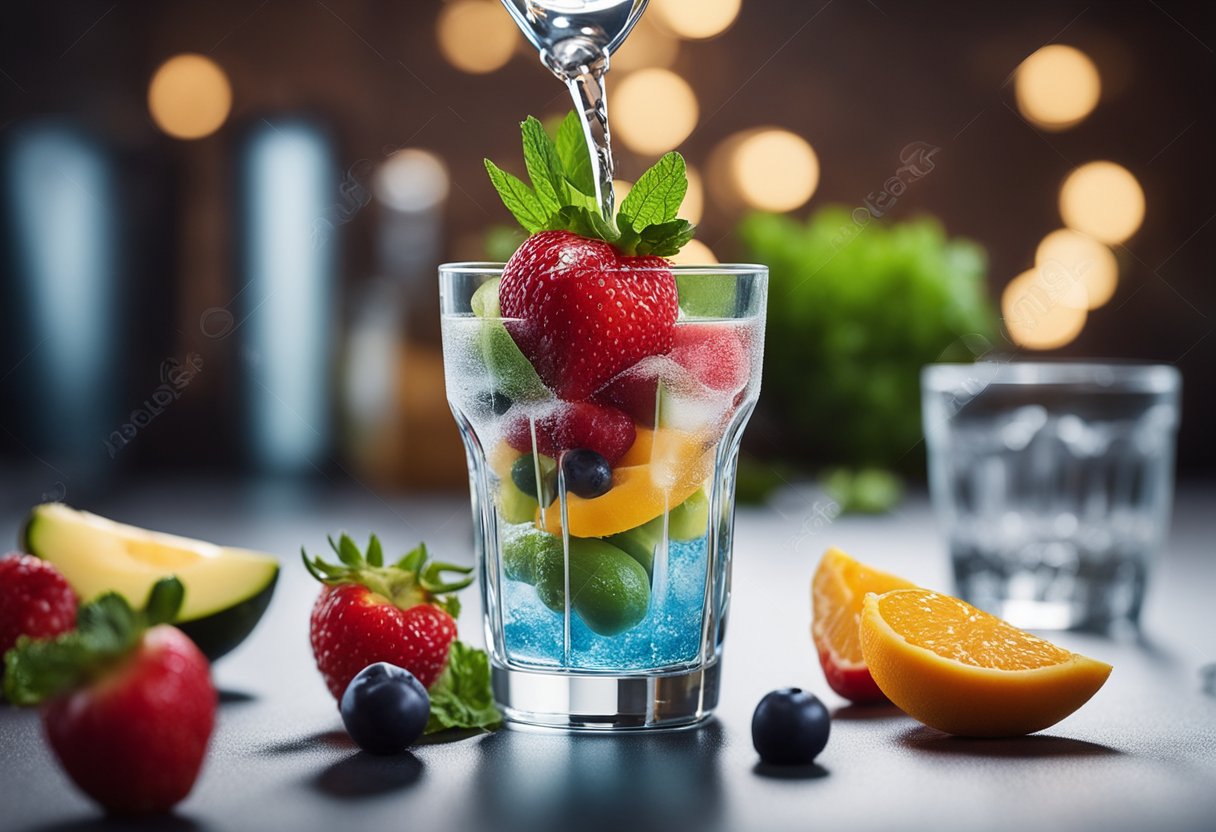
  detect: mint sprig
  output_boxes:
[484,110,697,257]
[4,577,185,706]
[425,640,502,735]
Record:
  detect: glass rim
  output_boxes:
[923,360,1181,393]
[439,261,768,277]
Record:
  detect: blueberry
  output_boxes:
[751,688,830,765]
[560,449,613,499]
[511,453,557,502]
[340,662,430,754]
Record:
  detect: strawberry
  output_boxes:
[503,400,636,463]
[0,553,78,658]
[302,535,473,700]
[499,231,678,401]
[670,324,750,393]
[484,113,700,401]
[4,578,216,814]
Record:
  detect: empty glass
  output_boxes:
[922,362,1181,632]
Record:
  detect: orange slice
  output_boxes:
[860,588,1112,737]
[538,427,712,538]
[811,548,917,703]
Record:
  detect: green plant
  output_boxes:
[738,207,995,470]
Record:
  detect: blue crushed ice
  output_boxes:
[502,536,710,671]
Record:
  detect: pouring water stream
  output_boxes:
[500,0,648,219]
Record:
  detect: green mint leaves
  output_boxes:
[4,577,185,706]
[484,110,696,257]
[425,640,502,735]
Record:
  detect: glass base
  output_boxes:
[492,660,720,731]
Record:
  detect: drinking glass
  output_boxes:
[922,362,1181,632]
[440,264,766,729]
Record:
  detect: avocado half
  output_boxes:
[22,503,279,661]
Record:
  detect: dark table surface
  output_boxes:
[2,480,1214,832]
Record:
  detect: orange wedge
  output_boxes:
[811,548,917,703]
[538,427,712,538]
[860,588,1112,737]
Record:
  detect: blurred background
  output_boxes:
[1,0,1212,507]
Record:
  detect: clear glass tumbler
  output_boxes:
[440,263,766,729]
[922,361,1181,632]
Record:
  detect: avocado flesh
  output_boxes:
[606,488,710,578]
[23,504,279,659]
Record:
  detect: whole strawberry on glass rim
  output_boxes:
[4,577,215,814]
[485,112,696,404]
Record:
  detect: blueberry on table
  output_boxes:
[560,449,613,499]
[340,662,430,754]
[751,688,831,765]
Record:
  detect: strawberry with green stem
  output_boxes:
[485,112,697,402]
[303,534,473,699]
[302,534,500,734]
[5,577,216,814]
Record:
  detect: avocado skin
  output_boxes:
[176,570,279,661]
[21,507,279,663]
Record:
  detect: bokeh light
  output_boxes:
[613,179,633,205]
[1015,45,1101,131]
[437,0,516,74]
[1002,268,1088,350]
[650,0,742,40]
[669,238,718,265]
[613,69,698,154]
[611,16,679,72]
[374,149,450,212]
[680,166,703,224]
[1059,161,1145,244]
[1035,228,1118,309]
[147,54,232,140]
[730,129,819,212]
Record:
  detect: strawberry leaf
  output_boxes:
[556,110,596,198]
[619,152,687,231]
[143,577,186,627]
[634,219,697,257]
[366,535,384,568]
[521,116,566,215]
[396,544,427,573]
[485,160,549,234]
[336,534,362,568]
[425,641,501,735]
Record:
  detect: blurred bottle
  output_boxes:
[343,148,466,490]
[2,122,121,496]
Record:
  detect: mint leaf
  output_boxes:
[556,110,596,198]
[4,633,93,705]
[521,116,566,214]
[635,219,696,257]
[4,591,143,706]
[425,641,501,734]
[487,114,697,257]
[545,205,619,244]
[484,160,549,233]
[620,152,687,231]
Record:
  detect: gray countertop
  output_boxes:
[2,481,1214,832]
